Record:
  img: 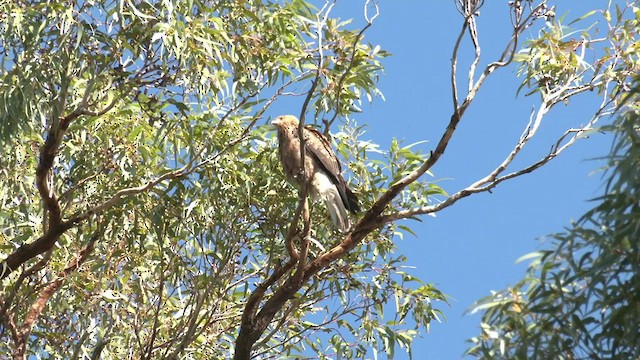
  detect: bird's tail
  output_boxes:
[312,172,356,232]
[324,189,350,232]
[341,186,360,214]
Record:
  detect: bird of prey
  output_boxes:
[272,115,359,232]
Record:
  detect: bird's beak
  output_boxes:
[271,117,282,126]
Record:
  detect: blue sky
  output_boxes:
[320,1,615,358]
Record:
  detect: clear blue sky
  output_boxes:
[316,1,614,358]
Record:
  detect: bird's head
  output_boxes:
[272,115,299,128]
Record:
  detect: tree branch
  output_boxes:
[450,16,468,111]
[13,227,102,359]
[234,260,295,360]
[1,77,300,280]
[234,2,337,357]
[379,90,617,224]
[0,250,53,331]
[0,73,127,281]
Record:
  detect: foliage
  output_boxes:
[515,3,639,99]
[0,0,443,358]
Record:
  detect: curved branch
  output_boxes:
[450,17,468,111]
[35,113,75,240]
[0,222,74,281]
[380,93,616,224]
[13,226,102,359]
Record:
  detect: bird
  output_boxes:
[272,115,359,232]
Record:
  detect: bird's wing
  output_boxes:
[302,124,360,215]
[302,125,342,177]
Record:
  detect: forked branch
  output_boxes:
[380,82,618,224]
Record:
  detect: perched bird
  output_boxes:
[272,115,359,231]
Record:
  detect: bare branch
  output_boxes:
[450,18,468,111]
[470,101,550,189]
[380,90,617,224]
[464,2,482,94]
[467,2,548,103]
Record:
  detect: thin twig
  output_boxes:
[324,0,379,134]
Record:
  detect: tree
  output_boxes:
[0,0,637,359]
[466,107,640,359]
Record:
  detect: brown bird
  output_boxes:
[272,115,359,231]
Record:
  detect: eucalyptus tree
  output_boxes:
[0,0,637,359]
